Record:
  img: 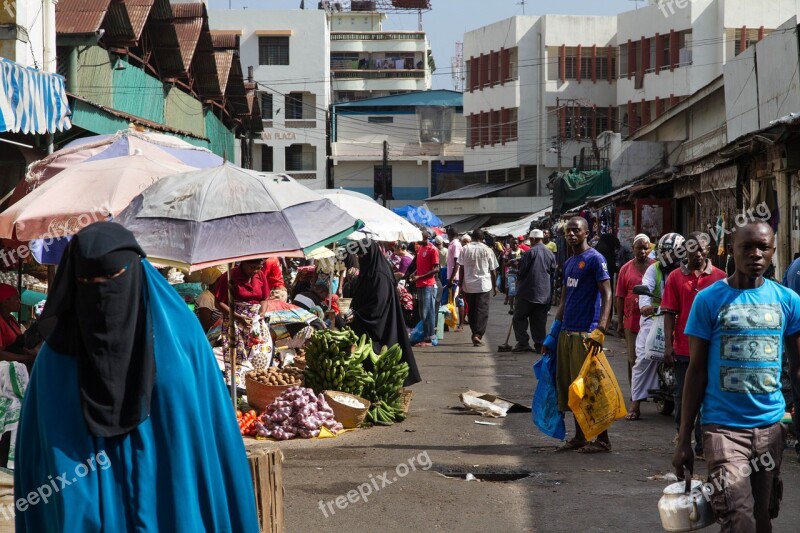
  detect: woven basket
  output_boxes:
[400,388,413,414]
[323,390,370,429]
[246,375,302,412]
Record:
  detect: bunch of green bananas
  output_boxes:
[303,328,373,396]
[362,344,409,426]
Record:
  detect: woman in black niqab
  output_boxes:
[351,242,421,386]
[37,221,154,438]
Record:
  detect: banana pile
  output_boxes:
[302,328,411,426]
[362,345,410,426]
[303,329,374,396]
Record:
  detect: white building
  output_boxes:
[617,0,800,137]
[209,9,330,189]
[329,9,432,103]
[331,90,466,206]
[463,15,619,201]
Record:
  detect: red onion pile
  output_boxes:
[255,386,344,440]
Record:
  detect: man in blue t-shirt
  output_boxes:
[674,220,800,532]
[543,216,612,453]
[781,254,800,460]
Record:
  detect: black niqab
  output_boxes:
[351,242,421,386]
[38,222,154,438]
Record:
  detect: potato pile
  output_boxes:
[248,367,304,386]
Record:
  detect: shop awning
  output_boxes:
[0,58,71,134]
[484,207,552,237]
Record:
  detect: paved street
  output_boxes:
[247,295,800,532]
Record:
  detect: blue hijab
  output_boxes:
[14,258,259,532]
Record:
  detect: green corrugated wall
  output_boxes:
[112,58,165,124]
[77,46,113,108]
[164,86,204,138]
[204,110,235,159]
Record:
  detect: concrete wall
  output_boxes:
[331,11,386,31]
[333,159,429,200]
[725,18,800,140]
[210,9,330,188]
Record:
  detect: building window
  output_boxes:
[259,37,289,66]
[285,144,316,171]
[261,145,273,172]
[286,93,304,120]
[261,93,273,120]
[368,116,394,124]
[373,165,393,201]
[734,28,767,55]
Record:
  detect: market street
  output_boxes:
[246,295,800,532]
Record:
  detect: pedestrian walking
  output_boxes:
[782,253,800,460]
[543,216,613,453]
[435,235,449,305]
[445,227,465,330]
[453,229,498,347]
[512,229,556,353]
[615,234,655,393]
[674,220,799,532]
[627,233,684,420]
[15,222,259,532]
[661,231,726,458]
[410,230,439,346]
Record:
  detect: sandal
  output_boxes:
[577,441,612,454]
[625,411,641,421]
[554,439,587,452]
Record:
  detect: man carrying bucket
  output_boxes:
[673,220,800,531]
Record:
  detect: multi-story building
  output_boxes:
[617,0,800,138]
[210,9,330,189]
[331,90,468,205]
[329,8,432,103]
[463,15,619,204]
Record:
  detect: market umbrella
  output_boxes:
[115,163,363,271]
[391,204,444,227]
[0,153,195,240]
[116,163,362,403]
[320,189,423,242]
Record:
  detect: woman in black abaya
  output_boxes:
[351,242,421,386]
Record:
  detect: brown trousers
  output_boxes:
[702,423,784,533]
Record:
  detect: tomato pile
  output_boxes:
[237,409,259,437]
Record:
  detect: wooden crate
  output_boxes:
[247,448,285,533]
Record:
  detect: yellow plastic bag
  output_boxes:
[444,292,458,330]
[567,346,627,441]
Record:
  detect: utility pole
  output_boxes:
[556,97,562,173]
[382,140,389,207]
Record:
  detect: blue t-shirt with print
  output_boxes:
[562,248,610,332]
[685,279,800,428]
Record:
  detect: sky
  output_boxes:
[206,0,641,89]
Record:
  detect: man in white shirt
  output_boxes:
[445,227,465,330]
[453,229,498,346]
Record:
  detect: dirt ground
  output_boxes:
[246,295,800,532]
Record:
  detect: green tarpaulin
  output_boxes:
[552,168,612,216]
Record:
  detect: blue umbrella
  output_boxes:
[391,204,443,227]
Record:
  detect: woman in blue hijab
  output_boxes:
[14,222,259,532]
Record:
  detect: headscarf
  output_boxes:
[633,233,651,247]
[0,284,18,303]
[38,222,154,438]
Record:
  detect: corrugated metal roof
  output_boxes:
[56,0,112,35]
[172,3,204,75]
[335,90,463,109]
[426,179,536,201]
[103,0,155,44]
[146,1,184,78]
[211,34,238,96]
[186,3,220,98]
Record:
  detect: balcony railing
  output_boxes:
[285,120,317,128]
[285,171,317,180]
[332,70,425,80]
[331,32,426,41]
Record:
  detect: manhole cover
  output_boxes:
[432,465,536,482]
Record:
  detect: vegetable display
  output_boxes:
[303,328,409,426]
[254,386,343,440]
[237,409,259,437]
[362,345,409,426]
[303,329,373,396]
[247,367,304,386]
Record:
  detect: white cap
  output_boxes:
[530,229,544,239]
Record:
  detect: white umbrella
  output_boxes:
[319,189,423,242]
